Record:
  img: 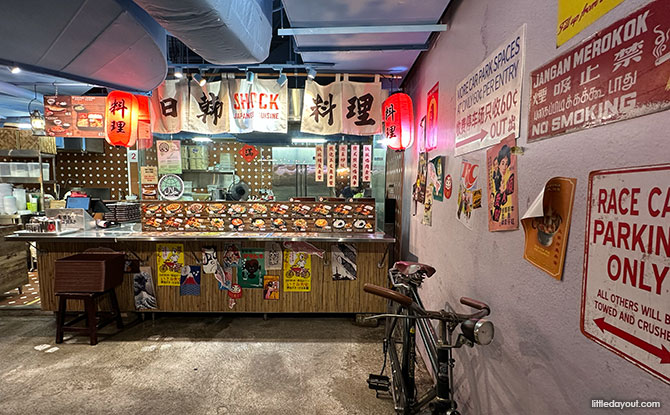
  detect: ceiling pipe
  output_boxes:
[0,81,43,101]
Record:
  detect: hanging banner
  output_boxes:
[315,145,324,182]
[149,79,186,134]
[301,79,342,135]
[332,243,357,280]
[557,0,625,47]
[283,251,312,292]
[184,79,229,134]
[521,177,577,280]
[180,265,201,296]
[581,164,670,385]
[529,1,670,142]
[350,144,360,187]
[238,249,265,289]
[157,243,184,286]
[341,77,382,136]
[487,135,519,231]
[228,78,288,134]
[156,140,182,175]
[455,24,526,156]
[327,144,336,188]
[456,158,483,230]
[362,144,372,182]
[338,144,348,168]
[426,83,439,150]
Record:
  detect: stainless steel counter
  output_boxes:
[5,223,395,243]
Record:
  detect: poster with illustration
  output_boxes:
[456,159,482,230]
[180,265,201,296]
[237,249,265,288]
[413,152,428,204]
[422,182,433,226]
[265,242,283,270]
[521,177,577,280]
[332,243,357,280]
[283,251,312,292]
[134,266,157,310]
[429,156,445,202]
[157,243,184,286]
[487,135,519,231]
[202,247,218,273]
[263,275,280,300]
[156,140,182,175]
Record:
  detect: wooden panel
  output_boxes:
[36,240,388,313]
[0,225,28,293]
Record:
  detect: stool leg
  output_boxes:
[86,297,98,346]
[109,290,124,329]
[56,296,66,344]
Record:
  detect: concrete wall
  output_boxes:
[401,0,668,413]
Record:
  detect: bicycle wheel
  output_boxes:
[385,299,416,414]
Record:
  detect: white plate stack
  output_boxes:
[13,188,27,211]
[0,183,13,214]
[3,195,17,214]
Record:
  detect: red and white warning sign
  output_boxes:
[326,144,336,188]
[315,145,324,182]
[581,164,670,384]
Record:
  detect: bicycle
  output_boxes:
[364,261,494,415]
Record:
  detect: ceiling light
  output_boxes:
[307,67,317,80]
[292,137,327,144]
[277,72,288,87]
[246,71,255,84]
[193,72,206,87]
[10,66,21,74]
[174,66,183,79]
[192,137,213,143]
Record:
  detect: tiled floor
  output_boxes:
[0,271,40,308]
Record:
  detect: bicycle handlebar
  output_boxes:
[363,283,413,307]
[460,297,489,311]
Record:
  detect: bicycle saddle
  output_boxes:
[394,261,436,277]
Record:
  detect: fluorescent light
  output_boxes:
[292,137,327,144]
[192,137,212,143]
[10,66,21,74]
[174,66,183,79]
[307,68,317,80]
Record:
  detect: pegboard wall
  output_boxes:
[56,144,131,200]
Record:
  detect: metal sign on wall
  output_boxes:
[557,0,625,47]
[581,163,670,385]
[529,0,670,142]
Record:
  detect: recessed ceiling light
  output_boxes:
[10,66,21,74]
[174,66,183,79]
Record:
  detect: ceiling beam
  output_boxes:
[278,24,447,36]
[295,44,429,53]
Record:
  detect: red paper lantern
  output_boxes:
[382,92,414,151]
[105,90,137,147]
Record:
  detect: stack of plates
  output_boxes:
[0,184,13,214]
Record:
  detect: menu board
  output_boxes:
[43,95,105,138]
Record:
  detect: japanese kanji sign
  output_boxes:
[581,164,670,385]
[186,79,229,134]
[338,144,348,169]
[149,79,186,134]
[557,0,625,47]
[228,78,288,134]
[350,144,360,188]
[301,79,342,135]
[327,144,336,188]
[315,145,324,182]
[455,25,526,156]
[529,0,670,142]
[362,145,372,183]
[341,76,382,136]
[239,144,259,163]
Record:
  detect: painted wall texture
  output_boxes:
[402,0,668,413]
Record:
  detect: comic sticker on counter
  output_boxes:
[487,135,519,231]
[238,249,265,288]
[134,266,157,310]
[180,265,201,296]
[332,243,357,280]
[283,251,312,292]
[157,243,184,286]
[263,275,280,300]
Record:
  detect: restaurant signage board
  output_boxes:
[150,79,186,134]
[362,145,372,182]
[43,95,105,138]
[529,0,670,142]
[315,145,324,182]
[156,140,182,175]
[557,0,625,47]
[581,164,670,385]
[338,144,348,169]
[228,78,288,134]
[341,77,382,136]
[327,144,336,188]
[185,80,229,134]
[350,144,360,187]
[455,25,526,156]
[301,79,342,135]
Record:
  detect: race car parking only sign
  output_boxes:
[581,164,670,384]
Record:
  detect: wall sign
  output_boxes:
[455,25,526,156]
[158,174,184,201]
[362,144,372,182]
[156,140,182,175]
[529,0,670,142]
[315,145,324,182]
[338,144,348,168]
[327,144,336,187]
[557,0,625,47]
[426,83,439,151]
[350,144,360,187]
[581,164,670,385]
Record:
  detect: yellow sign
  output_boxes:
[283,251,311,292]
[157,243,184,286]
[557,0,624,46]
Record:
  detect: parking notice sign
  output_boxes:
[581,164,670,384]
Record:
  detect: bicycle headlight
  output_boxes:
[461,318,494,345]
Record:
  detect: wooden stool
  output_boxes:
[55,289,123,346]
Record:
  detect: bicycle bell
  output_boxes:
[461,318,494,345]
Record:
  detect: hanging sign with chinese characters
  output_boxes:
[150,79,186,134]
[426,83,439,151]
[301,79,342,135]
[228,78,288,134]
[350,144,360,187]
[455,25,526,156]
[341,75,382,136]
[327,144,336,188]
[338,144,348,168]
[315,145,324,182]
[239,144,259,163]
[105,90,137,147]
[382,93,414,151]
[529,0,670,142]
[185,79,229,134]
[362,145,372,182]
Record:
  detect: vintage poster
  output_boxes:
[530,0,670,142]
[422,183,434,226]
[581,164,670,384]
[315,145,324,182]
[426,83,439,150]
[157,243,184,286]
[521,177,577,280]
[43,95,106,138]
[413,152,428,204]
[283,251,312,292]
[238,249,264,289]
[362,144,372,182]
[350,144,360,187]
[456,159,482,230]
[429,156,445,202]
[134,266,157,310]
[264,242,283,270]
[327,144,336,188]
[180,265,201,296]
[156,140,182,175]
[557,0,625,47]
[487,135,519,231]
[332,243,357,280]
[455,25,526,155]
[263,275,280,300]
[202,247,218,273]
